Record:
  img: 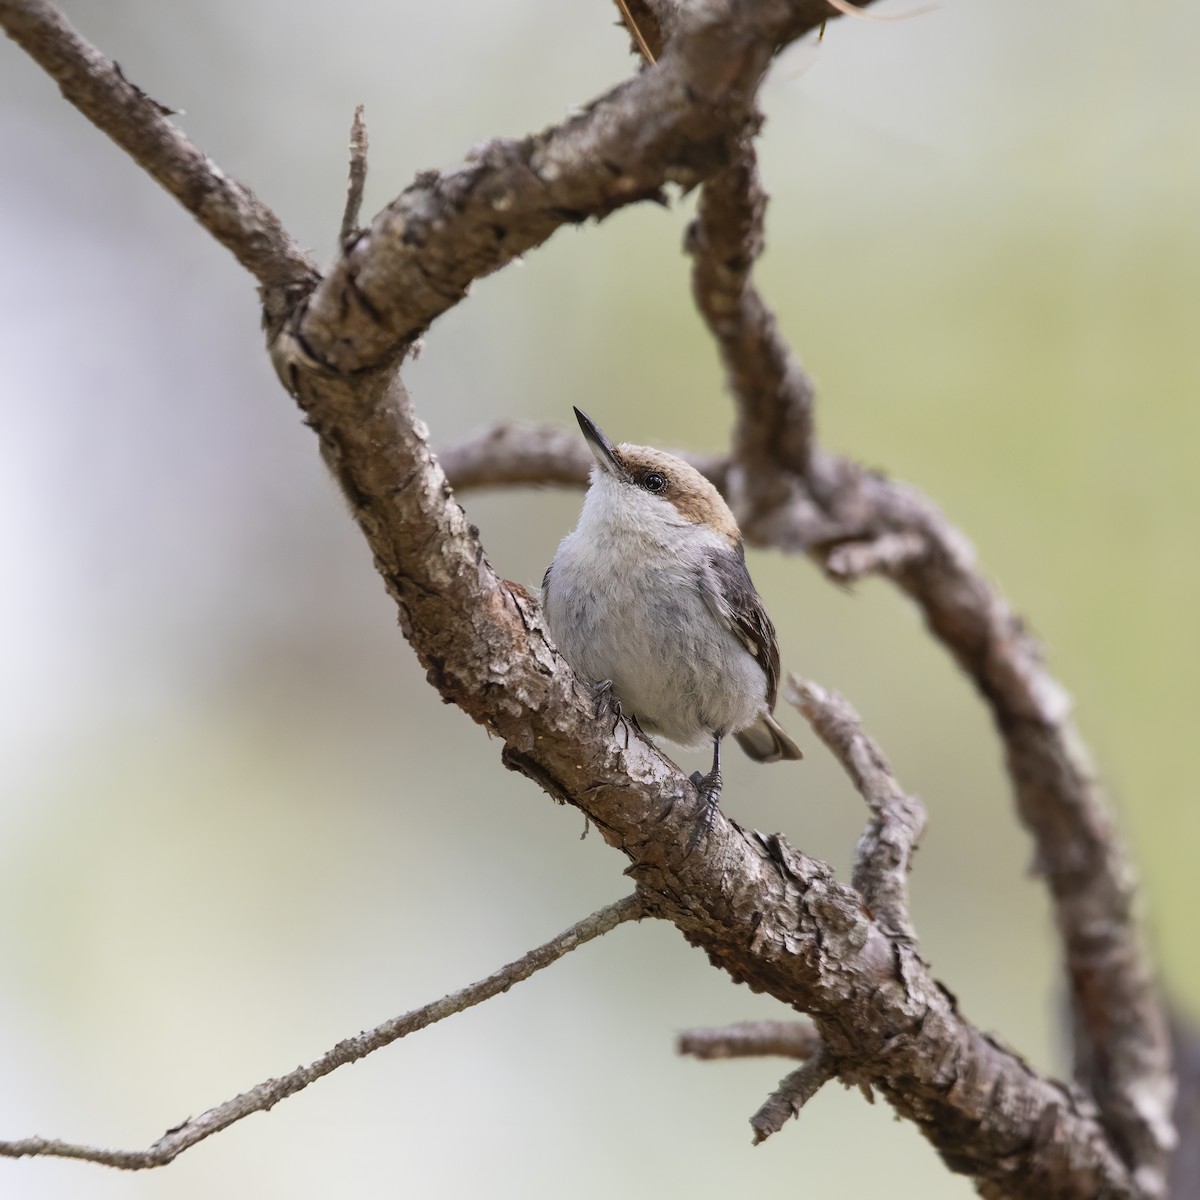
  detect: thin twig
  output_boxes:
[338,104,369,247]
[0,894,647,1170]
[750,1044,836,1145]
[787,677,926,942]
[678,1020,821,1062]
[613,0,656,63]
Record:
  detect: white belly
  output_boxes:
[543,528,767,748]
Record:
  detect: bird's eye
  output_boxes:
[642,472,667,494]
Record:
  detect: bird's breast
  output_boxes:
[543,528,767,747]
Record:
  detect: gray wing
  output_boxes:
[697,543,781,712]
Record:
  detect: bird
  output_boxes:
[542,407,802,835]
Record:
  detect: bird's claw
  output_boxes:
[686,767,723,856]
[591,679,629,747]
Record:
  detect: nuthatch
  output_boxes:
[542,408,802,833]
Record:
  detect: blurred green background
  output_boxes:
[2,1,1197,1196]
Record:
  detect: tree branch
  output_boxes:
[441,416,1176,1194]
[668,7,1175,1178]
[686,136,822,506]
[882,493,1176,1193]
[265,338,1133,1198]
[678,1019,821,1062]
[438,420,728,494]
[750,1044,836,1145]
[0,893,646,1170]
[338,104,369,247]
[291,0,864,374]
[788,677,926,943]
[0,0,317,324]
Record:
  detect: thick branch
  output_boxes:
[0,894,646,1170]
[267,331,1132,1198]
[880,495,1176,1192]
[0,0,317,321]
[773,467,1177,1191]
[292,1,863,374]
[444,410,1175,1193]
[673,33,1173,1182]
[686,137,822,505]
[444,416,1175,1192]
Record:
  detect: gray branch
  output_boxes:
[678,1020,822,1062]
[788,677,926,943]
[0,894,645,1170]
[750,1045,837,1146]
[668,34,1175,1173]
[338,104,369,247]
[686,133,821,507]
[439,420,728,494]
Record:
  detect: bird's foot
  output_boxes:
[686,767,723,855]
[591,679,629,747]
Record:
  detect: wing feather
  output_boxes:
[697,544,781,712]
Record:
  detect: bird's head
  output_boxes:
[573,407,739,546]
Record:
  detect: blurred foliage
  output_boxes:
[1,2,1197,1197]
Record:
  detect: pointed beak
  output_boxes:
[574,407,629,482]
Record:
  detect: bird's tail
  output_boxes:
[735,714,804,763]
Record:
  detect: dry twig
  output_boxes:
[750,1044,837,1145]
[0,894,646,1170]
[339,103,369,246]
[439,421,728,494]
[788,677,926,942]
[613,0,657,63]
[678,1019,822,1062]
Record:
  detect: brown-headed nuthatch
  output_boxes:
[543,408,802,834]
